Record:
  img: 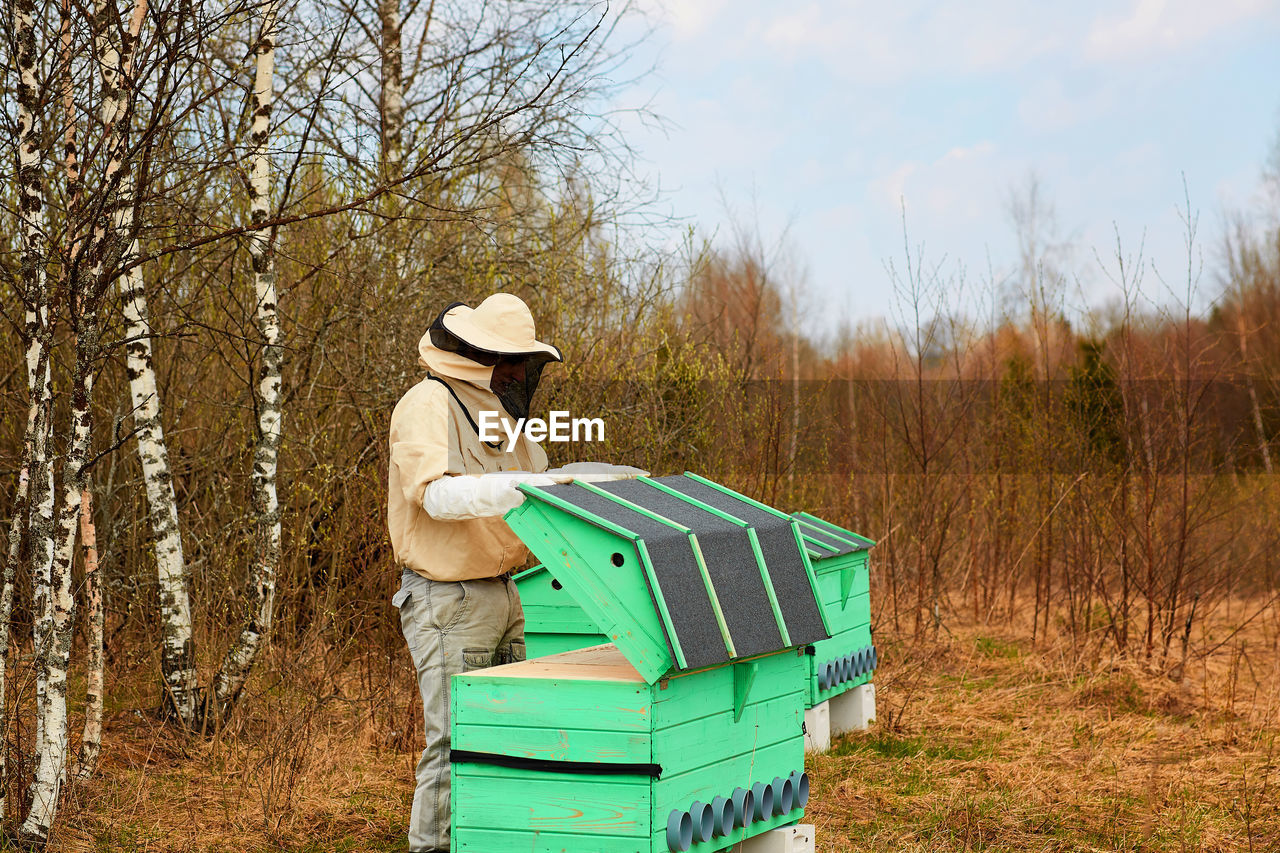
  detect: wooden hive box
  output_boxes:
[514,500,879,710]
[790,513,877,708]
[514,563,609,658]
[450,474,831,852]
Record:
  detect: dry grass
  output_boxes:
[30,614,1280,852]
[808,623,1280,852]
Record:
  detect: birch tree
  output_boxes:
[21,265,101,845]
[1,0,56,819]
[75,487,105,778]
[378,0,405,181]
[17,0,154,833]
[212,0,284,716]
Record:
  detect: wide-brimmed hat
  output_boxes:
[432,293,561,362]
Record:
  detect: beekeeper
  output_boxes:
[387,293,641,853]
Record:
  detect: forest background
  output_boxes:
[2,0,1279,849]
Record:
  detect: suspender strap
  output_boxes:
[427,375,504,450]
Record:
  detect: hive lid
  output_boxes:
[504,473,831,683]
[790,512,875,561]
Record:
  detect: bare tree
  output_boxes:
[1,0,56,819]
[212,0,283,718]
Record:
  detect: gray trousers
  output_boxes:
[393,568,526,852]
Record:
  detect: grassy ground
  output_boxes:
[41,620,1280,852]
[808,629,1280,852]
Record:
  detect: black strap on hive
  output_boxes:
[451,749,662,778]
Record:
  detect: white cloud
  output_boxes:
[762,4,835,50]
[868,142,1003,232]
[1085,0,1275,61]
[1017,78,1120,133]
[632,0,731,41]
[749,1,1068,81]
[872,161,919,211]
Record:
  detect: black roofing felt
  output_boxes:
[537,482,727,670]
[597,479,785,658]
[656,476,829,647]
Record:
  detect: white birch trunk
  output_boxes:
[92,0,199,723]
[0,440,29,823]
[213,0,283,714]
[1238,316,1273,473]
[21,336,96,843]
[8,0,57,822]
[119,260,198,722]
[75,488,104,779]
[379,0,403,180]
[0,310,51,825]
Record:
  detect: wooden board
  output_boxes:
[452,648,812,853]
[505,499,678,682]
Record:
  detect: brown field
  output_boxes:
[34,604,1279,853]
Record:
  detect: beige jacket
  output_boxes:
[387,334,549,581]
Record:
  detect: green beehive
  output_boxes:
[450,474,830,852]
[514,563,609,657]
[791,513,877,707]
[514,502,879,711]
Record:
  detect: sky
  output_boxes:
[609,0,1280,340]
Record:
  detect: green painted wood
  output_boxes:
[520,483,645,540]
[655,691,806,777]
[636,538,689,670]
[789,522,832,637]
[526,632,610,658]
[460,480,879,851]
[453,673,652,733]
[574,479,737,661]
[455,828,651,853]
[520,608,605,634]
[453,723,651,764]
[684,532,736,659]
[653,651,805,724]
[575,480,690,532]
[732,662,757,723]
[637,477,748,524]
[511,475,840,681]
[795,519,867,553]
[815,562,871,635]
[505,499,676,682]
[788,512,880,545]
[515,564,612,658]
[746,528,790,646]
[637,477,791,651]
[807,548,869,635]
[809,549,868,579]
[682,473,792,521]
[800,513,873,628]
[652,736,803,816]
[452,647,811,853]
[840,561,856,607]
[452,771,651,838]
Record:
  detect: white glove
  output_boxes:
[542,462,649,483]
[421,471,572,521]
